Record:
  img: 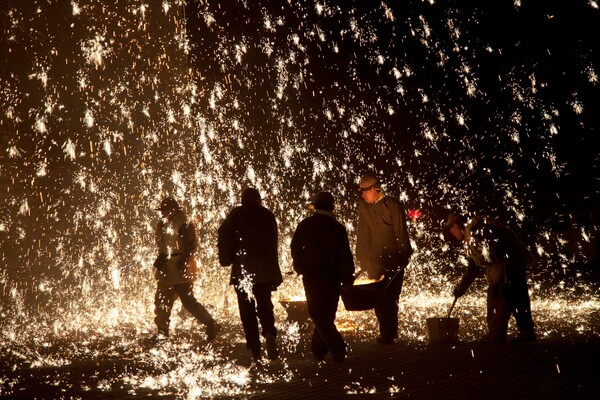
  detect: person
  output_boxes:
[355,173,413,345]
[291,191,355,362]
[153,196,219,341]
[217,188,283,361]
[443,213,537,344]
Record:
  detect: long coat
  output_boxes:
[355,195,413,279]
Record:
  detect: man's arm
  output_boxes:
[355,203,371,271]
[389,199,413,260]
[217,213,236,266]
[290,223,304,275]
[338,226,356,286]
[178,220,198,269]
[453,258,480,297]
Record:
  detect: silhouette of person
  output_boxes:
[218,188,283,361]
[443,213,536,344]
[153,197,219,341]
[291,192,355,362]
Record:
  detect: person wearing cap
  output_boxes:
[218,188,283,361]
[356,173,413,345]
[443,213,536,344]
[153,196,219,341]
[291,192,355,362]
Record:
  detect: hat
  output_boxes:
[156,196,180,212]
[313,191,335,211]
[241,187,261,204]
[442,214,467,242]
[359,173,382,191]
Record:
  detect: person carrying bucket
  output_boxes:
[291,191,355,362]
[443,214,537,344]
[355,173,414,345]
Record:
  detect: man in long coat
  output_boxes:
[356,173,413,345]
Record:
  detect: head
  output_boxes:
[241,187,261,205]
[359,173,382,204]
[157,196,180,218]
[443,214,467,243]
[312,191,335,212]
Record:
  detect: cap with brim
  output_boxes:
[359,174,381,191]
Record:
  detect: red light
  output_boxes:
[408,209,421,220]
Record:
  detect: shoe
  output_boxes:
[376,335,395,345]
[511,330,537,344]
[252,348,262,362]
[332,352,346,363]
[149,332,168,345]
[265,335,279,360]
[206,322,220,341]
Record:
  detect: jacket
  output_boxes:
[217,202,283,288]
[355,193,413,279]
[154,209,198,284]
[290,210,355,286]
[459,215,535,288]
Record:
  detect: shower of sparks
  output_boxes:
[0,0,598,398]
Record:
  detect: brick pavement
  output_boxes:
[2,320,599,399]
[236,333,600,400]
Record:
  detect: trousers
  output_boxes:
[154,281,214,335]
[235,282,277,353]
[303,274,346,360]
[487,267,535,343]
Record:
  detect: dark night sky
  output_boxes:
[0,0,598,288]
[183,0,599,224]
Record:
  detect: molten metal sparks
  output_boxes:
[1,0,598,398]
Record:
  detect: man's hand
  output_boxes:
[453,284,467,298]
[153,253,168,269]
[176,256,187,270]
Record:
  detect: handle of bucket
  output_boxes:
[447,296,458,319]
[383,268,404,291]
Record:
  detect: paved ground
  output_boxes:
[249,333,600,400]
[2,326,599,400]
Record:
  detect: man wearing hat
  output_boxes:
[291,192,355,362]
[443,213,536,344]
[153,196,219,341]
[356,173,413,345]
[218,188,283,361]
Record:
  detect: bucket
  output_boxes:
[426,317,460,343]
[279,298,312,330]
[341,271,405,311]
[426,297,460,343]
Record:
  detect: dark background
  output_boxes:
[183,0,598,225]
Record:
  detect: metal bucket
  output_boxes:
[342,271,404,311]
[279,298,312,330]
[426,297,460,343]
